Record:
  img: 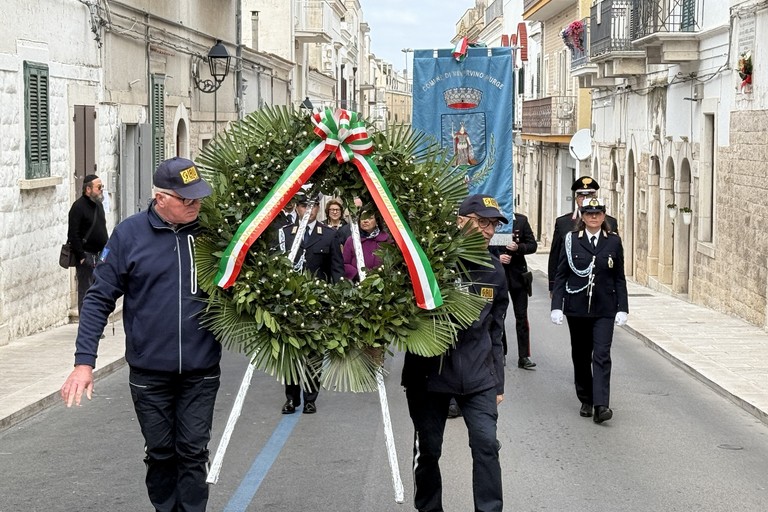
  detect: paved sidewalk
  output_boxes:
[2,253,768,432]
[0,318,126,432]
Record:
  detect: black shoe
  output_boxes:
[593,406,613,424]
[303,402,317,414]
[281,400,296,414]
[579,403,593,417]
[447,403,462,418]
[517,357,537,370]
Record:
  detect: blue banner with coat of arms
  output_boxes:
[412,47,514,238]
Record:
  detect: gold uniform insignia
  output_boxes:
[480,287,494,299]
[482,197,500,208]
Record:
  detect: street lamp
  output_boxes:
[401,48,413,125]
[300,96,314,114]
[192,39,231,136]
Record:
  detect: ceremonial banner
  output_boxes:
[412,47,514,239]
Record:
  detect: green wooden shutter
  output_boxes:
[24,61,51,179]
[681,0,696,32]
[151,75,166,171]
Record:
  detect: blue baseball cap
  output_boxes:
[458,194,509,223]
[153,157,212,199]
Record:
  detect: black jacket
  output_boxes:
[402,256,508,396]
[548,212,617,291]
[489,213,537,291]
[75,203,221,372]
[280,221,344,283]
[551,229,629,318]
[67,195,108,260]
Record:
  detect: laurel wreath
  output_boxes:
[194,106,491,392]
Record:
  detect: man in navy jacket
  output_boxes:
[402,194,508,512]
[61,157,221,512]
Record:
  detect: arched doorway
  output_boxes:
[673,158,692,294]
[658,156,676,285]
[625,150,636,278]
[647,155,661,278]
[172,103,191,158]
[176,118,189,158]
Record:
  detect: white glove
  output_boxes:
[615,311,628,326]
[550,309,563,325]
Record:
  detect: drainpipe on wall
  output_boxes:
[236,2,243,119]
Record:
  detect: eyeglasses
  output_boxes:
[466,216,501,230]
[161,192,199,207]
[95,184,104,190]
[328,208,342,213]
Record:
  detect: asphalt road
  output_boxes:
[2,275,768,511]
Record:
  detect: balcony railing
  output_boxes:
[295,0,333,41]
[632,0,703,39]
[522,95,576,136]
[590,0,636,58]
[570,18,590,69]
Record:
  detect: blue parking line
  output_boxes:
[223,413,301,512]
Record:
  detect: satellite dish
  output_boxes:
[569,129,592,161]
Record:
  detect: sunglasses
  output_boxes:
[465,216,501,230]
[161,192,199,207]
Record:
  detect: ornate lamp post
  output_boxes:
[192,39,231,136]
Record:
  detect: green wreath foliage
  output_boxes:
[194,106,493,392]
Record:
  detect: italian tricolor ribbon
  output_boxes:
[214,108,443,310]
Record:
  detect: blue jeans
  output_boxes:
[406,386,503,512]
[129,366,220,512]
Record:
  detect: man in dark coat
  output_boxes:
[278,193,343,414]
[490,212,538,369]
[66,174,108,313]
[548,176,618,293]
[402,194,508,512]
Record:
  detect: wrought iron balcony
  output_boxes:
[632,0,703,39]
[590,0,641,58]
[631,0,702,63]
[294,0,333,44]
[588,0,645,76]
[522,96,576,137]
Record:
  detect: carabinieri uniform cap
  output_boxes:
[572,175,600,194]
[153,157,212,199]
[458,194,509,223]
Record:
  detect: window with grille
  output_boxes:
[24,61,51,179]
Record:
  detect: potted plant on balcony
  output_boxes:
[561,20,585,52]
[679,206,692,225]
[738,51,752,91]
[666,203,678,220]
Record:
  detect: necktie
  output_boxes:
[303,226,311,244]
[591,235,597,248]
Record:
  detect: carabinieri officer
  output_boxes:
[550,197,628,424]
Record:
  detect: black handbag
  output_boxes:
[59,243,77,269]
[60,208,98,269]
[522,270,533,297]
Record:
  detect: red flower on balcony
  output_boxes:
[561,20,585,52]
